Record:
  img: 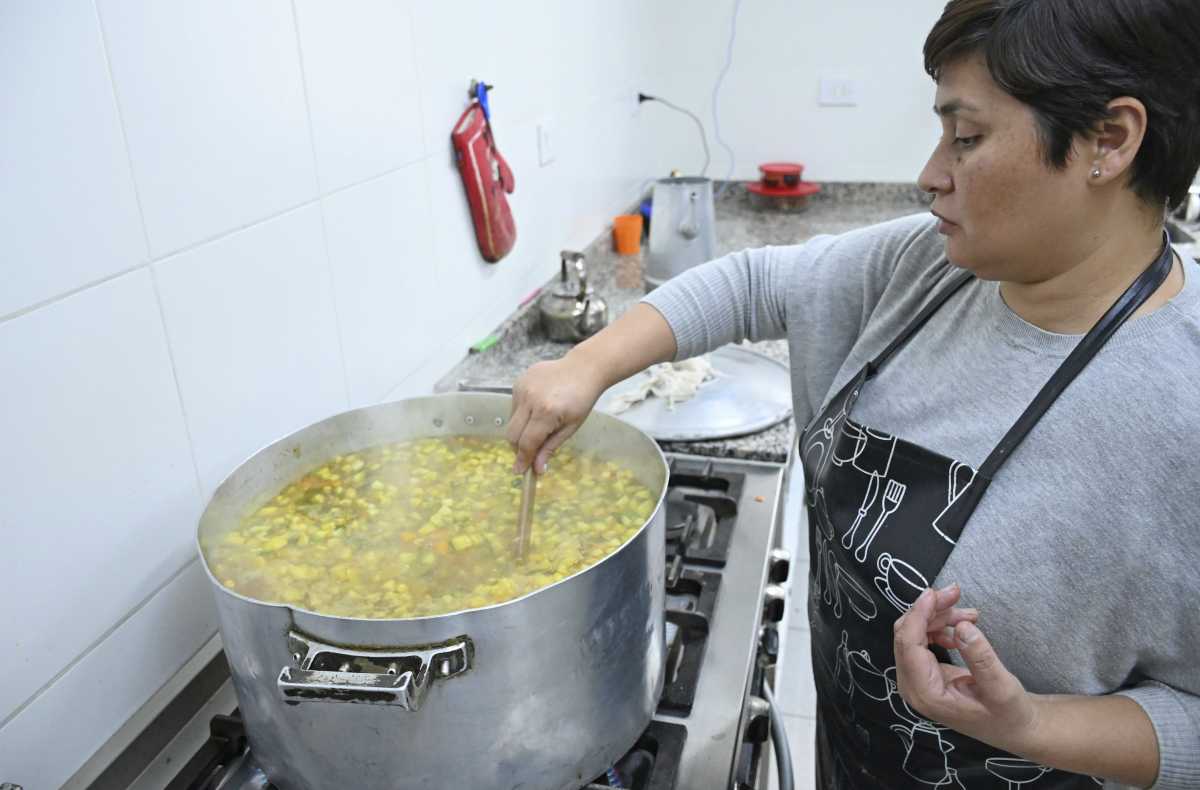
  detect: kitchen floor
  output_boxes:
[767,456,818,790]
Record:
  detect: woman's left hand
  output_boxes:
[893,585,1041,755]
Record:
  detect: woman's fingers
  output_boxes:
[927,606,979,632]
[929,626,962,650]
[534,423,577,475]
[514,407,560,475]
[507,359,602,474]
[894,589,948,708]
[506,403,532,461]
[931,583,962,611]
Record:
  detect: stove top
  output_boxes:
[114,453,787,790]
[168,711,687,790]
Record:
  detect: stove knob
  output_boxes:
[759,625,780,662]
[744,694,771,743]
[762,583,787,624]
[769,548,791,584]
[2,784,26,790]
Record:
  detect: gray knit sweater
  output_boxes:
[643,212,1200,789]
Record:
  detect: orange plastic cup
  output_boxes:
[613,214,644,255]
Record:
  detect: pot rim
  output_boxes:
[195,392,669,624]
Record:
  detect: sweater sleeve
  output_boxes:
[639,241,824,360]
[641,211,941,362]
[1114,682,1200,790]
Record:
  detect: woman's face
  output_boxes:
[918,54,1096,282]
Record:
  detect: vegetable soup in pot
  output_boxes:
[200,436,656,618]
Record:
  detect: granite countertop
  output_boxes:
[439,186,1200,463]
[437,182,934,464]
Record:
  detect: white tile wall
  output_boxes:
[409,1,552,153]
[321,161,438,406]
[0,0,147,319]
[0,0,876,782]
[97,0,318,256]
[153,205,348,496]
[637,0,948,182]
[293,0,426,193]
[0,560,218,790]
[0,270,201,722]
[425,151,505,328]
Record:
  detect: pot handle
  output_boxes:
[456,380,513,395]
[277,632,472,710]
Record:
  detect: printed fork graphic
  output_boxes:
[855,480,906,563]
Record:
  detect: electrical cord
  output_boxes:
[762,680,796,790]
[712,0,745,197]
[638,93,711,177]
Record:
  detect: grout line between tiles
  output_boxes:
[0,263,147,324]
[287,0,324,197]
[314,204,353,410]
[289,0,352,409]
[0,557,203,733]
[402,0,431,159]
[83,0,209,497]
[90,0,153,265]
[89,0,209,496]
[147,265,207,499]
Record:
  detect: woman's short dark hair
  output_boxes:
[924,0,1200,211]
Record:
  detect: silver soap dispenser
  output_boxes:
[539,250,608,342]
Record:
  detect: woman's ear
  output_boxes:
[1089,96,1148,183]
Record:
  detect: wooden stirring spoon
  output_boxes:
[516,467,536,561]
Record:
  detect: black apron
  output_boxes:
[799,237,1174,789]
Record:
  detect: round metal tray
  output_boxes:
[594,344,792,441]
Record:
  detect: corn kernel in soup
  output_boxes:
[201,437,656,618]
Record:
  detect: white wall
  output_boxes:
[0,1,655,785]
[639,0,949,183]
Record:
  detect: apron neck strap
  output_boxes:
[868,269,974,372]
[977,232,1175,480]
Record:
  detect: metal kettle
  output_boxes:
[539,250,608,342]
[644,176,717,290]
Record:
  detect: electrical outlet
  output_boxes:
[818,77,859,107]
[537,119,555,167]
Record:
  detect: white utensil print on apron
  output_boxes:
[984,757,1053,789]
[931,461,976,546]
[855,479,906,562]
[843,470,881,549]
[833,562,879,621]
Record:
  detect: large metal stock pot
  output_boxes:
[196,393,669,790]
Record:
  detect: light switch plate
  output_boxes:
[818,77,859,107]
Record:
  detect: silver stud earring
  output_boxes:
[1091,167,1102,178]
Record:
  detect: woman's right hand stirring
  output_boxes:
[508,303,679,474]
[507,357,606,474]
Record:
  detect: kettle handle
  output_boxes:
[561,250,588,297]
[678,191,699,240]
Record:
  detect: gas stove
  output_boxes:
[99,453,788,790]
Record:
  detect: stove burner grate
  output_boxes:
[663,460,744,568]
[659,569,720,716]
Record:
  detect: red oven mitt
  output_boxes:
[450,100,517,263]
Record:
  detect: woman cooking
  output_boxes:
[507,0,1200,787]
